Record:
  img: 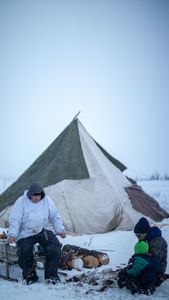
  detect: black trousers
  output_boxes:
[17,229,62,280]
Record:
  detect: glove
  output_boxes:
[59,231,66,238]
[7,237,16,244]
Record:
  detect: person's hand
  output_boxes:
[128,257,133,264]
[59,231,66,239]
[7,237,16,244]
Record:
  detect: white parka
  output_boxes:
[8,191,65,241]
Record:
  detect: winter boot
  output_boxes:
[25,271,39,285]
[46,274,61,285]
[117,277,126,288]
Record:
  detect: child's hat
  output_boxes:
[134,241,149,254]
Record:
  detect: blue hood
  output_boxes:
[146,226,162,242]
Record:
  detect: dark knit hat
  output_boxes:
[134,217,151,234]
[134,241,149,254]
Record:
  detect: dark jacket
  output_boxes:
[127,253,160,284]
[145,227,168,274]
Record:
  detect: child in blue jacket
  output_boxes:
[118,241,160,295]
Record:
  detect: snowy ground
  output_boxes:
[0,180,169,300]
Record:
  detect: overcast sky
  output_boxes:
[1,0,169,185]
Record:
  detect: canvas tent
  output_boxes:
[0,119,168,233]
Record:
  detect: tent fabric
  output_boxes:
[0,119,125,213]
[0,120,89,212]
[0,119,168,233]
[125,185,169,222]
[94,141,127,172]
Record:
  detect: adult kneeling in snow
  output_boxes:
[134,217,168,286]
